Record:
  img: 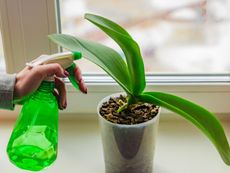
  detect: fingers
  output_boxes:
[54,77,67,110]
[38,63,68,79]
[53,89,61,109]
[74,65,87,94]
[14,62,85,105]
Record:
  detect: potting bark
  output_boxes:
[100,95,159,125]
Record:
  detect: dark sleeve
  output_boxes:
[0,74,16,110]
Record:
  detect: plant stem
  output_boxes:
[117,94,138,113]
[128,95,138,105]
[117,103,128,113]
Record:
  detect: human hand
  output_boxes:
[14,63,87,110]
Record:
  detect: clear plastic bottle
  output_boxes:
[7,81,58,171]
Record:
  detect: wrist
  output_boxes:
[13,73,20,100]
[0,73,16,110]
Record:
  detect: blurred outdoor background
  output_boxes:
[60,0,230,74]
[1,0,230,74]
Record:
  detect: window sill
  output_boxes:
[0,116,230,173]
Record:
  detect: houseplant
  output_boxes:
[49,13,230,172]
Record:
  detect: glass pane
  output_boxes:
[0,29,6,72]
[60,0,230,73]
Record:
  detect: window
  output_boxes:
[0,0,230,115]
[60,0,230,74]
[0,29,6,72]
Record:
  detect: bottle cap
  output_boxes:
[72,52,82,60]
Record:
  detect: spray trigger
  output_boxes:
[66,63,79,90]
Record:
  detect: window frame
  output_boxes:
[0,0,58,73]
[1,0,230,116]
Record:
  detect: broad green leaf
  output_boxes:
[138,92,230,165]
[85,13,146,95]
[49,34,132,94]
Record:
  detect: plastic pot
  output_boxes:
[97,93,160,173]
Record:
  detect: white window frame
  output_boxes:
[1,0,230,116]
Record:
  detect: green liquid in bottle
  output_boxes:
[7,81,58,171]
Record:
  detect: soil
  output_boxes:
[100,94,159,125]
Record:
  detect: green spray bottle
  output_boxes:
[7,52,82,171]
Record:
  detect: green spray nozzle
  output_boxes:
[73,51,82,60]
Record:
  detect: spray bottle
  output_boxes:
[7,52,82,171]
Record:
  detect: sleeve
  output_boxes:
[0,74,16,110]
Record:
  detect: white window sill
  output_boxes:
[0,116,229,173]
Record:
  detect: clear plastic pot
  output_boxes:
[97,93,160,173]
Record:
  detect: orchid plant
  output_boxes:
[49,13,230,165]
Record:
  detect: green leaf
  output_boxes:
[138,92,230,165]
[49,34,132,94]
[85,13,146,95]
